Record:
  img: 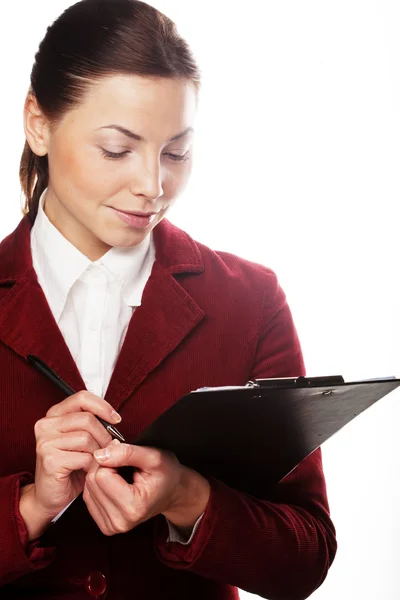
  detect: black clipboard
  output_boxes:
[133,375,400,496]
[39,375,400,545]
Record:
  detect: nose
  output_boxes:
[129,154,163,202]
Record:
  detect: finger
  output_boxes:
[35,413,112,448]
[93,443,169,473]
[46,390,121,425]
[88,463,133,508]
[85,467,139,533]
[41,431,106,455]
[87,450,133,509]
[37,447,94,475]
[83,485,114,536]
[84,462,115,533]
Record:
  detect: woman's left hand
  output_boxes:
[83,441,211,536]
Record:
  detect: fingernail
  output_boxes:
[110,410,122,423]
[94,448,110,460]
[111,439,120,445]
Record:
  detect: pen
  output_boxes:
[27,354,125,442]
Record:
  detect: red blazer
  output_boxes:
[0,216,336,600]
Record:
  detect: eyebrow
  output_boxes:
[97,125,194,143]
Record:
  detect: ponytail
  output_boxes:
[19,141,49,223]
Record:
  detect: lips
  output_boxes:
[114,209,158,217]
[110,207,159,229]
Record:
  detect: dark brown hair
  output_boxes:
[20,0,200,222]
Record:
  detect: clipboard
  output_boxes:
[133,375,400,496]
[39,374,400,544]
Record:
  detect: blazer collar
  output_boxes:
[31,195,156,319]
[0,216,204,283]
[0,215,205,411]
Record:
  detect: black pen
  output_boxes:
[27,354,125,442]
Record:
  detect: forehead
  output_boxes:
[62,74,197,140]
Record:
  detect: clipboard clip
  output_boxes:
[246,375,345,389]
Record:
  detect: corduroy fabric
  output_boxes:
[0,216,336,599]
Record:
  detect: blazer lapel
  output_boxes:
[105,219,205,411]
[0,217,86,393]
[0,217,205,410]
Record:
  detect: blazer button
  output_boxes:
[85,571,107,597]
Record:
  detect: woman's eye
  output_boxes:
[101,149,130,160]
[165,151,190,163]
[100,148,190,162]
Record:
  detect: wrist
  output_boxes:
[163,467,210,529]
[19,484,53,541]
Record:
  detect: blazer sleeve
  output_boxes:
[155,273,337,600]
[0,472,54,585]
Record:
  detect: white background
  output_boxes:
[2,1,400,598]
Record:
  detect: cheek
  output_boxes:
[50,134,82,177]
[163,163,192,198]
[51,142,118,199]
[49,142,92,197]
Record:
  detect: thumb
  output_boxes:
[94,442,161,471]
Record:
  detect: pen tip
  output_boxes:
[109,427,125,443]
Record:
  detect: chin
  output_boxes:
[102,229,150,249]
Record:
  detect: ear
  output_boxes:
[23,93,50,157]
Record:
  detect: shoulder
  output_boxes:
[159,220,278,288]
[155,219,288,316]
[183,230,303,378]
[193,237,286,314]
[201,242,278,287]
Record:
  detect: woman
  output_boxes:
[0,0,336,598]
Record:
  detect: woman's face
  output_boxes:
[25,75,197,260]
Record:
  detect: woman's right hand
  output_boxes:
[19,391,121,541]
